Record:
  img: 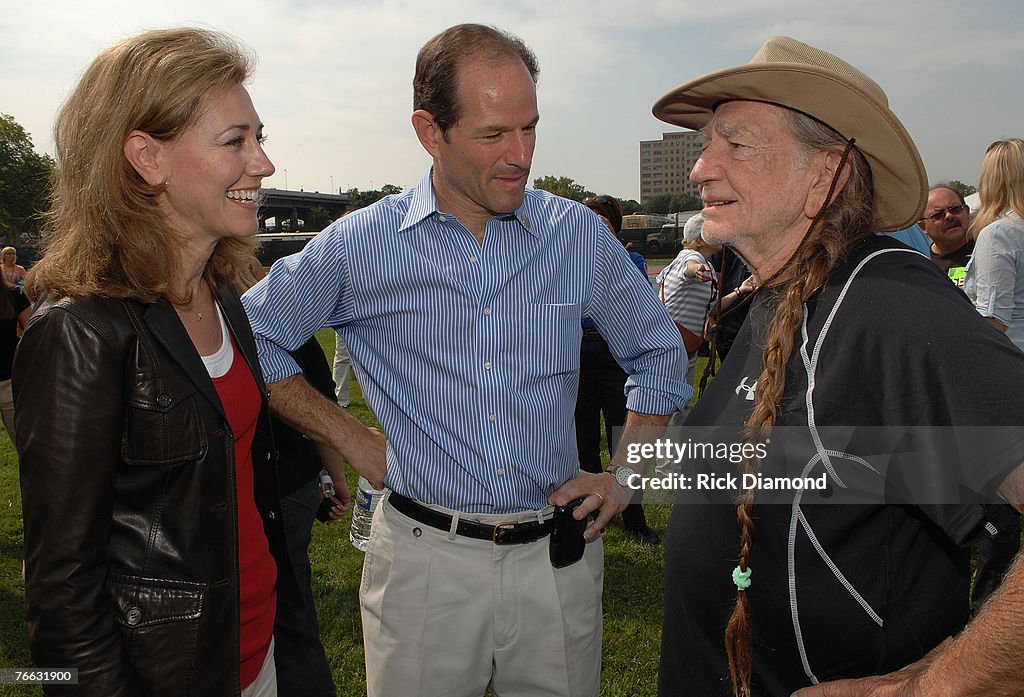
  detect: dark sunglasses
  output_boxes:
[920,204,968,224]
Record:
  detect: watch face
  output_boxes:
[614,466,635,487]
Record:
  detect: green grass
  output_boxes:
[0,329,672,696]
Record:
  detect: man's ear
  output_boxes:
[917,220,927,232]
[804,149,852,219]
[411,110,443,159]
[123,130,167,186]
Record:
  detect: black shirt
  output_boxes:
[930,238,975,287]
[0,289,29,381]
[660,236,1024,695]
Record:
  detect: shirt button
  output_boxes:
[484,361,492,370]
[469,256,478,263]
[488,413,496,422]
[483,307,492,316]
[496,468,505,476]
[438,215,447,222]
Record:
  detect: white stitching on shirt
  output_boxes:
[789,247,920,684]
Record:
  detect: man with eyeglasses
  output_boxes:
[917,184,974,286]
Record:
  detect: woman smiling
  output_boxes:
[14,28,290,697]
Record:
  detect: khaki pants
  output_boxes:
[360,493,603,697]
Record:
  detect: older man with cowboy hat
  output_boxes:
[651,36,1024,697]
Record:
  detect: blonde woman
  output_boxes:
[14,28,287,696]
[1,247,27,288]
[965,138,1024,351]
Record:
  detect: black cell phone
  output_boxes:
[549,498,588,568]
[316,496,341,523]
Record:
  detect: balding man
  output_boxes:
[918,184,974,286]
[245,23,688,697]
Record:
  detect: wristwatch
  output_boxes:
[607,465,637,488]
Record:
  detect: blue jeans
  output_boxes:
[274,478,337,696]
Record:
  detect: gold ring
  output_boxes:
[592,492,604,504]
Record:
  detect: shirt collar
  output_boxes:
[398,169,439,232]
[398,168,538,238]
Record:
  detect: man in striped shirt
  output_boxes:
[243,23,689,697]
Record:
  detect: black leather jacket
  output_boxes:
[14,283,295,696]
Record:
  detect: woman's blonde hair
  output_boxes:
[28,27,259,302]
[724,108,875,697]
[969,138,1024,240]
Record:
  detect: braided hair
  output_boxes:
[723,109,875,697]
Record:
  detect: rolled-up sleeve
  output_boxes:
[970,221,1022,326]
[587,229,692,414]
[242,222,350,383]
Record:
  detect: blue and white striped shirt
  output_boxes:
[243,170,690,512]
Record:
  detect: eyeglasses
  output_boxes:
[920,204,968,224]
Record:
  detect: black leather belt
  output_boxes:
[388,492,553,545]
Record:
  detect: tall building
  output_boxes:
[639,131,702,203]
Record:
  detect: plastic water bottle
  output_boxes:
[349,476,386,552]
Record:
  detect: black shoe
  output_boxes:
[626,525,661,545]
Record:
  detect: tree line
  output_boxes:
[531,174,701,214]
[0,114,53,247]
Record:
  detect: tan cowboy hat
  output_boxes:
[652,36,926,232]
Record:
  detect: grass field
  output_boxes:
[0,329,693,696]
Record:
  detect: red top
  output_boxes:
[211,335,276,688]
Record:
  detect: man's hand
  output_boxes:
[549,410,672,540]
[549,471,630,541]
[347,426,387,489]
[314,446,354,524]
[269,374,388,488]
[320,480,353,524]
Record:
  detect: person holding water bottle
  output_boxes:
[243,23,688,697]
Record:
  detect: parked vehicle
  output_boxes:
[645,211,702,254]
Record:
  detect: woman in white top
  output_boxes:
[965,138,1024,351]
[659,214,720,384]
[962,138,1024,616]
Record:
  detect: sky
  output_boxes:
[2,0,1021,203]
